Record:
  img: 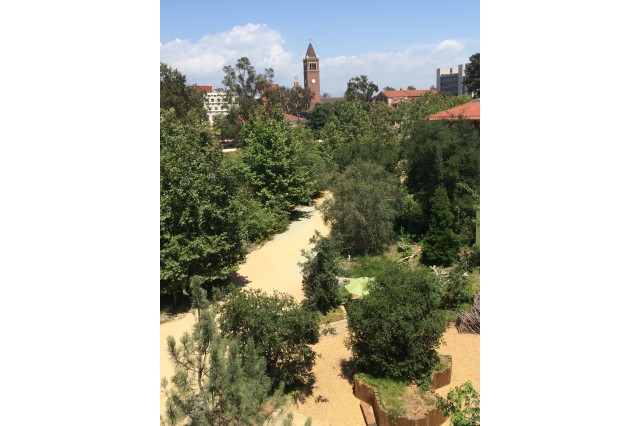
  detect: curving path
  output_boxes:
[160,194,363,425]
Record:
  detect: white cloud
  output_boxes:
[161,23,475,96]
[160,23,298,87]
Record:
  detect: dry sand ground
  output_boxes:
[160,193,480,425]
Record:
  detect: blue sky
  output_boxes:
[160,0,479,96]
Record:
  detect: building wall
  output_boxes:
[436,64,468,96]
[203,89,235,125]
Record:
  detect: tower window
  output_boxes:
[309,62,317,70]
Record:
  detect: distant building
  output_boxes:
[193,85,236,125]
[436,64,469,96]
[374,89,434,106]
[303,43,321,106]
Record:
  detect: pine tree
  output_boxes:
[421,187,461,266]
[161,281,274,426]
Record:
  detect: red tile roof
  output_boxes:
[427,100,480,121]
[284,113,303,121]
[193,85,212,94]
[380,89,433,98]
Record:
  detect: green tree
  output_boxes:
[421,187,461,266]
[322,161,401,255]
[407,85,416,90]
[300,233,343,314]
[263,85,314,117]
[344,75,379,101]
[220,57,275,140]
[435,381,480,426]
[239,109,316,213]
[160,109,245,298]
[160,62,206,121]
[219,289,320,390]
[463,53,480,98]
[345,263,449,381]
[161,281,273,426]
[382,86,396,91]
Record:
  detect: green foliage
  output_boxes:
[345,263,449,381]
[463,53,480,98]
[347,256,398,279]
[323,161,402,255]
[403,119,479,237]
[396,194,425,237]
[160,62,206,121]
[421,187,461,266]
[435,381,480,426]
[397,227,414,258]
[319,101,399,172]
[160,109,245,296]
[219,289,320,390]
[161,284,272,426]
[457,244,480,272]
[395,91,471,137]
[300,233,343,314]
[239,109,316,214]
[263,85,314,117]
[440,269,474,311]
[344,75,379,101]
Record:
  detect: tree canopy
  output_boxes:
[322,161,402,255]
[344,75,379,101]
[160,62,206,120]
[263,85,314,117]
[219,289,320,390]
[464,53,480,98]
[160,109,245,296]
[345,263,449,381]
[300,233,343,314]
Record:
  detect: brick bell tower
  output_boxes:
[303,42,320,106]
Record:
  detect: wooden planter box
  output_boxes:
[353,357,452,426]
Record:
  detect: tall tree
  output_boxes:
[421,186,461,266]
[160,109,246,298]
[464,53,480,98]
[160,62,206,120]
[300,233,343,314]
[344,75,379,101]
[161,281,273,426]
[322,161,402,255]
[239,109,316,213]
[222,57,274,120]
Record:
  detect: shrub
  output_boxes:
[421,187,461,266]
[345,264,449,381]
[300,233,343,314]
[440,269,474,311]
[457,244,480,272]
[218,289,319,390]
[435,381,480,426]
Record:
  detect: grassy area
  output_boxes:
[358,372,408,413]
[318,307,345,324]
[469,267,480,294]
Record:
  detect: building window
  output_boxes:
[309,62,317,70]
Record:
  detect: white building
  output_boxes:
[194,86,236,125]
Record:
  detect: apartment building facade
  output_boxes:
[436,64,468,96]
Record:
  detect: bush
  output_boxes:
[421,187,461,266]
[457,245,480,272]
[435,381,480,426]
[218,289,319,390]
[345,263,449,381]
[441,269,474,312]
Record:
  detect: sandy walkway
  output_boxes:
[435,326,480,426]
[160,195,332,419]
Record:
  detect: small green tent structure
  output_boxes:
[344,277,373,296]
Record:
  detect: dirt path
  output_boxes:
[161,194,363,423]
[435,326,480,426]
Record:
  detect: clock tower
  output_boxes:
[303,42,320,106]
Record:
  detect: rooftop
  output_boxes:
[427,99,480,121]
